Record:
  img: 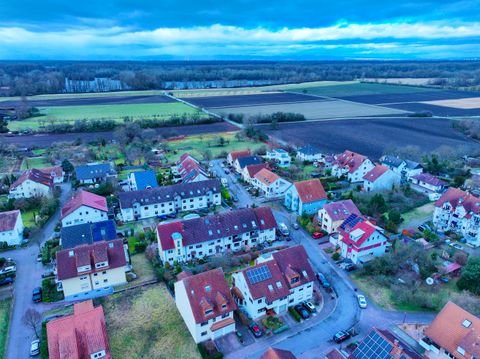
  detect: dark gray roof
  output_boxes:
[381,155,404,168]
[75,163,116,181]
[60,220,117,249]
[237,156,263,169]
[119,178,221,209]
[404,159,422,170]
[298,145,321,156]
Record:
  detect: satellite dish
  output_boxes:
[426,277,434,285]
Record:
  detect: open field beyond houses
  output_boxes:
[264,117,477,158]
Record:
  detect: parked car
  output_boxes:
[449,242,464,250]
[278,223,290,236]
[303,301,316,313]
[344,263,357,272]
[333,330,351,343]
[32,287,42,303]
[292,223,300,230]
[316,272,331,289]
[42,271,54,278]
[235,330,244,343]
[224,169,230,175]
[157,214,169,220]
[167,213,177,219]
[30,339,40,356]
[0,277,13,286]
[232,195,239,202]
[36,254,42,262]
[294,304,310,319]
[312,232,322,239]
[248,322,263,338]
[284,236,292,242]
[357,294,367,309]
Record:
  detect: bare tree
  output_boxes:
[22,308,42,338]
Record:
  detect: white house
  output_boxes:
[227,150,251,167]
[252,169,291,199]
[363,165,401,192]
[242,163,267,184]
[55,239,129,301]
[318,200,361,234]
[410,173,447,200]
[175,268,236,343]
[39,166,65,184]
[119,179,221,222]
[231,245,315,320]
[75,163,116,185]
[0,210,24,246]
[265,149,291,168]
[380,155,423,180]
[433,188,480,245]
[9,168,53,199]
[296,145,323,162]
[331,150,375,183]
[157,207,277,264]
[61,190,108,228]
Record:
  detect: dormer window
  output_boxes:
[221,303,227,309]
[290,276,300,285]
[204,309,213,315]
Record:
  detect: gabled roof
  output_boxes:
[411,173,446,187]
[119,179,221,209]
[380,155,404,169]
[425,301,480,359]
[229,150,251,162]
[56,239,126,280]
[0,210,21,232]
[130,170,158,190]
[157,207,277,251]
[363,165,390,183]
[10,168,53,189]
[177,154,208,183]
[293,179,327,203]
[334,150,370,174]
[60,220,117,249]
[339,219,382,248]
[38,166,63,178]
[178,268,236,324]
[237,156,263,169]
[254,168,280,186]
[61,190,108,219]
[75,163,115,181]
[260,347,297,359]
[47,300,111,359]
[297,144,321,156]
[245,163,268,178]
[323,200,361,222]
[404,159,422,170]
[435,187,480,215]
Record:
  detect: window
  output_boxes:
[222,313,229,318]
[103,279,108,283]
[257,299,262,304]
[201,331,207,336]
[200,321,208,326]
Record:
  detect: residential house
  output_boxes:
[175,153,209,183]
[337,214,388,264]
[242,163,268,184]
[252,169,291,199]
[231,245,315,320]
[420,301,480,359]
[61,190,108,227]
[318,200,361,234]
[47,300,111,359]
[331,150,375,183]
[9,168,53,199]
[284,179,327,215]
[363,165,401,192]
[410,173,447,200]
[261,348,297,359]
[234,155,263,174]
[128,170,159,191]
[56,239,128,300]
[157,207,277,264]
[60,220,117,249]
[119,179,221,222]
[0,210,24,246]
[175,268,236,343]
[404,160,424,178]
[265,149,291,168]
[296,145,323,162]
[380,155,423,180]
[75,163,116,185]
[227,150,251,166]
[433,188,480,245]
[39,165,65,184]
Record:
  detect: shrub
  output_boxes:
[331,252,341,261]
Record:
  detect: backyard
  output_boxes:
[0,298,11,358]
[20,156,51,170]
[102,285,200,359]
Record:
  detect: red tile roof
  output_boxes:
[56,239,126,280]
[323,200,361,222]
[10,168,53,189]
[411,172,447,187]
[157,207,277,251]
[254,168,280,186]
[179,268,236,324]
[246,163,268,178]
[334,150,370,174]
[294,179,327,203]
[47,300,111,359]
[61,190,108,219]
[435,187,480,215]
[0,210,21,232]
[363,165,389,183]
[229,150,251,162]
[339,220,380,248]
[260,347,297,359]
[38,166,63,179]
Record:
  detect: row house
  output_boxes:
[410,173,447,200]
[380,155,423,180]
[433,188,480,244]
[174,153,209,183]
[363,165,401,192]
[56,239,129,301]
[284,179,327,215]
[157,207,277,264]
[242,163,267,183]
[60,220,117,249]
[234,155,263,174]
[265,149,291,168]
[318,199,361,234]
[9,168,53,199]
[331,150,375,183]
[231,245,315,320]
[175,268,236,343]
[252,168,291,199]
[118,179,221,222]
[227,150,251,167]
[0,210,24,246]
[61,190,108,227]
[75,162,117,185]
[128,170,159,191]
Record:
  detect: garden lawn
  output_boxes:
[103,285,200,359]
[20,157,51,170]
[21,210,37,228]
[0,298,11,358]
[399,203,435,231]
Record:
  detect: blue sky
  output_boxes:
[1,0,480,60]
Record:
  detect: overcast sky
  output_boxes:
[1,0,480,60]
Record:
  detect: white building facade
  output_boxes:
[0,210,24,245]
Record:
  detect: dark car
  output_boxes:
[232,195,239,202]
[32,287,42,303]
[224,169,230,175]
[316,272,331,289]
[0,277,13,286]
[167,213,177,219]
[344,263,357,272]
[248,322,263,338]
[294,304,310,319]
[157,214,169,220]
[333,330,351,343]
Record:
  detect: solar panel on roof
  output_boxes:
[340,214,363,230]
[246,265,272,284]
[352,331,393,359]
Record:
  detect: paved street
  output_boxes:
[5,183,72,359]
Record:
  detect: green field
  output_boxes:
[0,299,11,358]
[20,157,51,170]
[0,90,166,102]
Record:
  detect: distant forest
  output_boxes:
[1,60,480,96]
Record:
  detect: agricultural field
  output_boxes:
[0,90,167,102]
[20,156,51,170]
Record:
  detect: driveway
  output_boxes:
[5,182,72,359]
